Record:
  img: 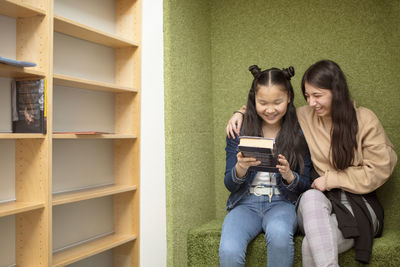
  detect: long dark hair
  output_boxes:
[301,60,358,170]
[242,65,307,173]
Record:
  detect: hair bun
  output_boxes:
[249,65,261,78]
[282,66,295,80]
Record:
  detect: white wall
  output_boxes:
[141,0,167,266]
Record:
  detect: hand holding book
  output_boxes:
[235,152,262,178]
[238,136,278,172]
[238,136,295,183]
[276,154,295,184]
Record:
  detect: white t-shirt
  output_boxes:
[251,172,277,186]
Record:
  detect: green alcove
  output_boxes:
[164,0,400,266]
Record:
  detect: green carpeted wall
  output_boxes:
[164,1,215,266]
[165,0,399,266]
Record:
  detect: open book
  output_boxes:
[238,136,278,172]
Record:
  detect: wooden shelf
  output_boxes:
[0,0,141,265]
[0,133,46,139]
[0,0,46,18]
[0,201,44,218]
[52,233,137,267]
[54,15,139,48]
[0,64,45,79]
[53,73,137,93]
[53,184,137,206]
[52,133,137,139]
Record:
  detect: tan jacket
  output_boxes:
[297,105,397,194]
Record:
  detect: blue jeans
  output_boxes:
[219,193,297,267]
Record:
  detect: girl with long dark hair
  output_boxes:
[219,65,312,267]
[226,60,397,266]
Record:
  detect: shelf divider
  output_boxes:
[52,233,137,267]
[52,133,137,139]
[53,73,137,93]
[0,201,44,218]
[0,64,45,79]
[53,184,137,206]
[0,133,46,139]
[0,0,46,18]
[54,15,139,48]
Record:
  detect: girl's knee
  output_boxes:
[265,224,294,249]
[301,189,325,201]
[298,189,330,209]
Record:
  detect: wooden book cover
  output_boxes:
[239,136,278,172]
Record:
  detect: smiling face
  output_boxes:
[304,82,333,118]
[255,84,290,127]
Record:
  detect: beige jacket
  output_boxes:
[297,105,397,194]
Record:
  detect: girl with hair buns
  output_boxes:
[219,65,313,267]
[225,59,397,266]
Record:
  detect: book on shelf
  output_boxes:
[238,136,278,172]
[12,79,47,133]
[0,56,36,68]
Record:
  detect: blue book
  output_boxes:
[0,56,36,67]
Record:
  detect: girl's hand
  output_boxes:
[276,154,295,184]
[226,112,243,139]
[226,106,246,139]
[311,177,327,192]
[235,152,261,178]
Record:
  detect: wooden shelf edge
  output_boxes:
[0,133,46,139]
[54,15,139,48]
[0,0,46,18]
[52,133,137,139]
[0,64,45,79]
[0,201,45,218]
[53,73,137,93]
[52,184,137,206]
[52,233,137,267]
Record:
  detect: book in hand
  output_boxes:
[238,136,278,172]
[12,79,47,133]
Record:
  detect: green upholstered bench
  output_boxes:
[187,218,400,266]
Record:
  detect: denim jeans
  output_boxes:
[219,193,297,267]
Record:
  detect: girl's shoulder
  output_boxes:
[296,105,311,113]
[296,106,313,126]
[296,105,313,118]
[355,106,380,125]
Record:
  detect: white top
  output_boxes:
[251,172,277,186]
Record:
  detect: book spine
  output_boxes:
[42,79,47,134]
